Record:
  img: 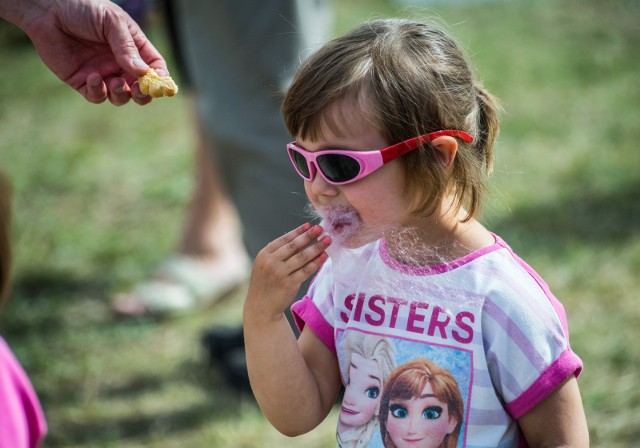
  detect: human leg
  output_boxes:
[171,0,330,263]
[112,108,249,317]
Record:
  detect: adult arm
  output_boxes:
[0,0,168,105]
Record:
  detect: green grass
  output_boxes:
[1,0,639,446]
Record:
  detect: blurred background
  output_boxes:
[0,0,638,446]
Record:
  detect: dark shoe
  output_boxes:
[201,325,251,394]
[202,325,244,364]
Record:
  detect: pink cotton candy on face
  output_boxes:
[317,206,361,250]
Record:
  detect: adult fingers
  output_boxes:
[85,72,108,104]
[103,3,151,78]
[130,82,153,106]
[106,77,132,106]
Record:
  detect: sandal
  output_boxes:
[112,255,249,317]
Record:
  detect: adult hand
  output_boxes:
[2,0,168,105]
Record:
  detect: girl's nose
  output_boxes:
[406,415,419,434]
[308,171,338,197]
[342,388,356,406]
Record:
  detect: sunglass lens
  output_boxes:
[317,154,361,183]
[291,149,311,178]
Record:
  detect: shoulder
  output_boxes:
[479,236,568,327]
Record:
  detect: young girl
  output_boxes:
[0,174,48,448]
[243,18,589,447]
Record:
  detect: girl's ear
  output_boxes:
[430,136,458,170]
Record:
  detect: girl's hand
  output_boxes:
[245,223,331,321]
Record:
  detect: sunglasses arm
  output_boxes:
[380,135,429,164]
[380,130,473,164]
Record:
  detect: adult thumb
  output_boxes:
[105,7,150,77]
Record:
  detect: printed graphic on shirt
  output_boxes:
[336,329,472,448]
[338,291,477,345]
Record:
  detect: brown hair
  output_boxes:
[379,358,464,448]
[282,18,500,221]
[0,173,12,309]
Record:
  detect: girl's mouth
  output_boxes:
[340,406,358,416]
[318,206,360,240]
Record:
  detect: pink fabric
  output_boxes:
[506,348,583,419]
[0,336,47,448]
[291,296,336,354]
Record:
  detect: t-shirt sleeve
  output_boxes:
[481,251,583,419]
[291,261,336,354]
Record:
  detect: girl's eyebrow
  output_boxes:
[368,374,381,384]
[349,361,381,384]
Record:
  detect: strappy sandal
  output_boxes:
[112,255,249,317]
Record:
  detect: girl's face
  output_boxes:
[339,353,384,429]
[385,381,457,448]
[298,102,414,249]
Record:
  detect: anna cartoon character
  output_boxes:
[379,358,463,448]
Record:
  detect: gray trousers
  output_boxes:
[170,0,332,259]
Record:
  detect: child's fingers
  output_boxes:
[279,225,326,261]
[292,235,331,278]
[250,224,330,302]
[267,223,326,259]
[282,232,331,285]
[261,223,330,279]
[265,223,314,254]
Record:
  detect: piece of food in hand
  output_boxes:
[138,68,179,98]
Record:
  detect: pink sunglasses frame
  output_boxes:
[286,129,474,185]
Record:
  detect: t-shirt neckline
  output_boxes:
[378,233,504,275]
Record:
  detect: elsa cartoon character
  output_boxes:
[379,358,463,448]
[338,331,396,447]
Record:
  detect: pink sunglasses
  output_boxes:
[287,129,473,185]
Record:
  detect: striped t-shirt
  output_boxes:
[292,234,582,447]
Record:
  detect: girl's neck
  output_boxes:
[384,206,494,267]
